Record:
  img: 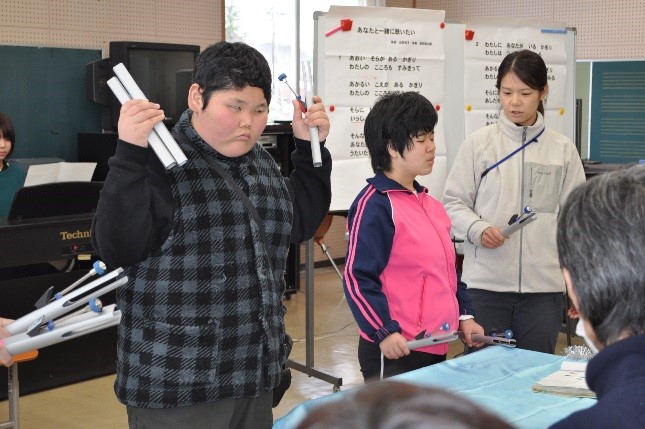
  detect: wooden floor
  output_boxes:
[0,265,582,428]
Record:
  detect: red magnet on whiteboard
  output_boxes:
[435,105,441,111]
[329,105,335,112]
[326,19,353,37]
[440,22,445,29]
[465,29,475,40]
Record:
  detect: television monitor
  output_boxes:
[100,41,200,131]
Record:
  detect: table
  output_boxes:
[273,347,596,429]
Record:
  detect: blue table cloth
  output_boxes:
[273,347,595,429]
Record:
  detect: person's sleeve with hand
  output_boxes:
[379,332,411,360]
[291,96,330,143]
[117,99,165,147]
[459,318,486,348]
[0,317,14,367]
[481,226,506,249]
[567,303,580,319]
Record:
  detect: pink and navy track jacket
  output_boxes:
[343,172,474,355]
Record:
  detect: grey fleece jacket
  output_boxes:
[442,111,585,294]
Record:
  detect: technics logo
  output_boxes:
[59,230,91,240]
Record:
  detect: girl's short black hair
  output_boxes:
[0,112,16,159]
[364,91,438,172]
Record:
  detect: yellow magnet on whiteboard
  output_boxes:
[559,108,565,115]
[465,104,472,111]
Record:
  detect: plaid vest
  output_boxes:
[115,117,293,408]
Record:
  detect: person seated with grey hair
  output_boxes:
[549,166,645,429]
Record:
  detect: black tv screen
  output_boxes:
[108,41,200,130]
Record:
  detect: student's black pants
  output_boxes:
[467,289,564,354]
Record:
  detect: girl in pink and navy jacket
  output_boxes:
[343,92,484,382]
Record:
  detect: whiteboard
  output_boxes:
[314,6,576,212]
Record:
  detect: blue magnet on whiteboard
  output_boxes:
[541,28,567,34]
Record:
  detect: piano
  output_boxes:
[0,182,118,400]
[0,182,100,270]
[0,215,94,270]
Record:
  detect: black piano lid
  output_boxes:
[8,181,104,222]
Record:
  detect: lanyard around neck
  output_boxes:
[480,127,545,179]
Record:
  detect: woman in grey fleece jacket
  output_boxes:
[441,50,585,353]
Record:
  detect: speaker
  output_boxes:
[174,69,193,123]
[77,132,118,181]
[85,58,112,106]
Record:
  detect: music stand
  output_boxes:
[8,182,103,221]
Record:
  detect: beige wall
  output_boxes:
[4,1,640,60]
[398,0,645,60]
[0,0,224,56]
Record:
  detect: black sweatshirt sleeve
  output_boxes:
[286,137,332,244]
[91,140,173,269]
[456,269,476,316]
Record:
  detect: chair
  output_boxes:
[561,293,577,346]
[313,214,343,282]
[0,350,39,429]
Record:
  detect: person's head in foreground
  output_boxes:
[295,380,514,429]
[557,165,645,352]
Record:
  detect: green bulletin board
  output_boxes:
[590,61,645,163]
[0,45,103,161]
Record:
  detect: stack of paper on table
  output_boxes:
[532,360,595,398]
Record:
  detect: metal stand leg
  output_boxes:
[317,241,343,282]
[286,239,343,392]
[0,364,20,429]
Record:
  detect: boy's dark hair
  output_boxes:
[192,41,272,111]
[0,112,16,159]
[363,91,438,173]
[496,49,548,115]
[557,166,645,345]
